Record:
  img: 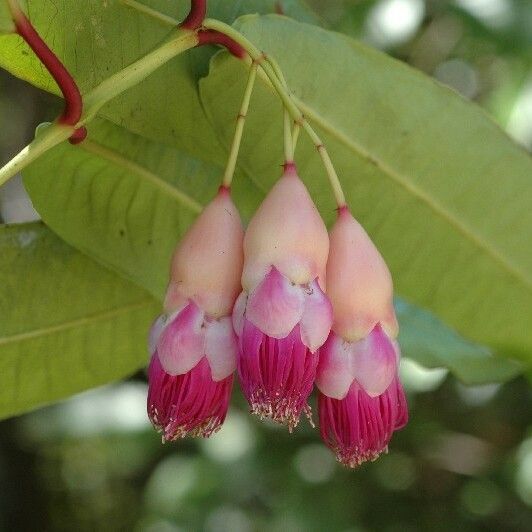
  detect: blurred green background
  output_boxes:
[1,0,531,530]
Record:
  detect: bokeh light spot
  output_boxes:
[455,0,514,29]
[460,479,502,517]
[400,358,448,393]
[516,436,532,506]
[144,456,197,516]
[200,410,255,463]
[365,0,425,48]
[434,59,480,99]
[205,506,251,532]
[373,452,417,491]
[294,443,336,483]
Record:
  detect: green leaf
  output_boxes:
[199,15,532,361]
[0,222,159,420]
[395,298,522,385]
[0,2,14,34]
[23,118,263,300]
[0,0,318,162]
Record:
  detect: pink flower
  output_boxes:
[316,207,408,466]
[147,188,243,440]
[233,165,333,430]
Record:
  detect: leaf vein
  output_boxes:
[0,298,154,347]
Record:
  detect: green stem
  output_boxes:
[0,123,73,188]
[203,18,347,207]
[0,29,197,188]
[81,29,197,123]
[283,98,294,162]
[265,55,294,161]
[111,4,304,169]
[222,62,258,188]
[292,122,301,152]
[121,3,296,162]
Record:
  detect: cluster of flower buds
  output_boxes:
[147,164,408,468]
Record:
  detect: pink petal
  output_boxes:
[156,302,206,376]
[393,377,409,430]
[246,266,304,339]
[318,377,406,468]
[299,279,333,353]
[147,354,233,440]
[315,333,356,400]
[237,319,317,430]
[232,291,248,337]
[352,325,397,397]
[205,316,238,381]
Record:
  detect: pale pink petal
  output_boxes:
[315,333,356,400]
[148,314,166,355]
[156,302,206,376]
[392,338,401,364]
[205,316,238,381]
[352,325,397,397]
[232,291,248,337]
[163,283,188,315]
[246,267,304,339]
[299,279,333,353]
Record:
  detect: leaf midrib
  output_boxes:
[0,298,154,346]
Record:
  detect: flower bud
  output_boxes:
[233,167,333,430]
[316,208,407,466]
[147,188,243,440]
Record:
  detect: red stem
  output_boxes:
[197,30,246,59]
[13,9,83,127]
[180,0,207,30]
[68,127,88,145]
